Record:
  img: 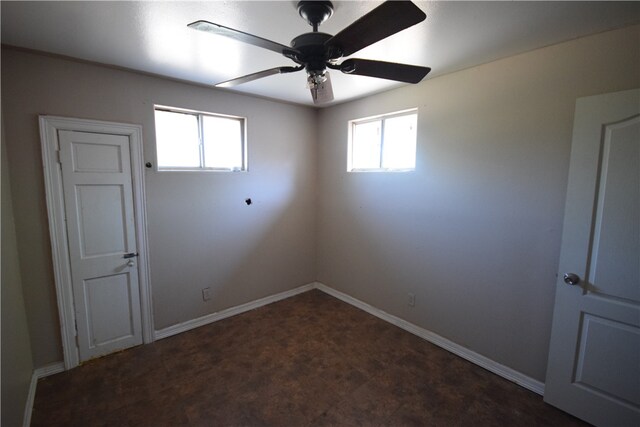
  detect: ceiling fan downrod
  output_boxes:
[297,1,334,32]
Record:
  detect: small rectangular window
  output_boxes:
[348,109,417,172]
[154,106,246,171]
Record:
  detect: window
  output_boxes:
[154,107,246,171]
[348,109,418,172]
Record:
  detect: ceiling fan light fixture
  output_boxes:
[306,72,327,89]
[310,71,334,104]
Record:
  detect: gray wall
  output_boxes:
[316,25,640,382]
[1,48,318,366]
[2,112,34,426]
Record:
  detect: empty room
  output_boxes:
[2,1,639,426]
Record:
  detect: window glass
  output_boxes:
[155,110,200,168]
[352,120,382,170]
[202,115,243,170]
[382,114,417,169]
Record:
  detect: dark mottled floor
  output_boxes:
[32,290,587,426]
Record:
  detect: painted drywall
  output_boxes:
[316,25,640,382]
[1,48,318,366]
[1,112,35,427]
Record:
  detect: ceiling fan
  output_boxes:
[188,0,431,104]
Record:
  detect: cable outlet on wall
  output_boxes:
[408,292,416,307]
[202,287,211,301]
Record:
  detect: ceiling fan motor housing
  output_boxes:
[288,32,339,76]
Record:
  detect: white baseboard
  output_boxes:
[23,362,65,427]
[314,282,545,396]
[154,283,315,340]
[34,362,65,378]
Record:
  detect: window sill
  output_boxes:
[348,168,415,173]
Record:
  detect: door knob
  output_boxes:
[127,260,135,267]
[563,273,580,285]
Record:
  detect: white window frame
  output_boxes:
[154,105,247,172]
[347,108,418,173]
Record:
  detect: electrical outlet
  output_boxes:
[408,293,416,307]
[202,287,211,301]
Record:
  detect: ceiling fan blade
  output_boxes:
[340,58,430,84]
[188,20,296,55]
[325,1,426,57]
[310,72,334,104]
[216,66,303,88]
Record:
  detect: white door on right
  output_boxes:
[545,88,640,426]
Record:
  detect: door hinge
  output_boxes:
[56,150,62,164]
[74,319,79,347]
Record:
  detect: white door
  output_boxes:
[544,89,640,426]
[59,130,143,362]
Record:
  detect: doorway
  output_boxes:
[40,116,153,369]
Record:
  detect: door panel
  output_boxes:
[84,273,136,346]
[544,89,640,426]
[59,130,142,362]
[589,118,639,301]
[75,184,127,257]
[71,141,123,173]
[575,314,640,406]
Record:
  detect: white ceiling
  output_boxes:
[2,1,639,107]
